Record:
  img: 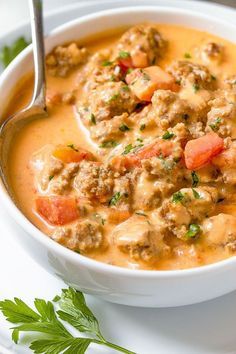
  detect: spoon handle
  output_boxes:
[28,0,46,109]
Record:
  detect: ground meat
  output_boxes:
[202,213,236,252]
[74,161,114,202]
[46,43,88,77]
[200,42,223,64]
[133,171,175,211]
[161,186,218,240]
[90,112,131,143]
[77,81,138,123]
[206,90,236,138]
[115,25,166,67]
[52,219,103,252]
[167,60,215,90]
[79,50,124,90]
[112,215,169,262]
[151,90,193,129]
[50,163,80,194]
[212,141,236,184]
[111,175,133,211]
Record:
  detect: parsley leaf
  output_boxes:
[184,52,192,59]
[162,131,175,140]
[67,144,78,152]
[191,171,199,187]
[209,117,221,132]
[119,123,130,132]
[0,287,135,354]
[99,141,118,148]
[192,188,200,199]
[119,51,130,59]
[102,60,113,67]
[0,37,30,67]
[186,224,201,238]
[193,84,200,93]
[140,124,146,131]
[172,191,184,203]
[90,113,96,125]
[109,192,121,206]
[122,143,143,155]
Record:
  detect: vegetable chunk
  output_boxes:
[126,66,178,101]
[53,145,94,163]
[184,132,224,170]
[36,196,79,225]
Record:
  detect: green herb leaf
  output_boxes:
[0,37,30,67]
[102,60,113,67]
[121,85,130,92]
[193,84,200,93]
[108,93,120,103]
[209,117,221,132]
[184,52,192,59]
[90,113,96,125]
[49,175,54,181]
[191,171,199,187]
[172,191,184,203]
[119,51,130,59]
[119,124,130,132]
[67,144,78,152]
[192,188,200,199]
[122,143,143,155]
[57,288,102,338]
[99,140,118,148]
[186,224,201,238]
[140,124,146,131]
[0,288,136,354]
[211,74,217,81]
[109,192,121,206]
[135,211,147,217]
[162,131,175,140]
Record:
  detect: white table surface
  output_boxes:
[0,1,236,354]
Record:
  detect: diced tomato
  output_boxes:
[136,140,173,161]
[111,140,174,171]
[184,132,224,170]
[107,209,131,223]
[118,56,133,69]
[126,66,178,101]
[53,145,94,163]
[36,196,79,225]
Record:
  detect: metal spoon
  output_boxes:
[0,0,47,186]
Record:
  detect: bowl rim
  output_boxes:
[1,5,236,279]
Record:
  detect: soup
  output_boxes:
[5,24,236,270]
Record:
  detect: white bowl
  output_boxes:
[0,6,236,308]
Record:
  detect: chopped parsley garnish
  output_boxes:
[102,60,113,66]
[90,113,96,125]
[191,171,199,187]
[122,85,130,92]
[135,211,148,217]
[140,123,146,131]
[0,37,30,67]
[122,143,143,155]
[119,123,130,132]
[172,191,184,203]
[110,74,116,81]
[109,192,121,206]
[186,223,201,238]
[136,137,143,143]
[49,175,54,181]
[211,74,217,81]
[192,188,200,199]
[193,84,200,93]
[127,68,133,74]
[184,52,192,59]
[99,140,118,148]
[108,93,120,102]
[162,131,175,140]
[119,50,130,59]
[0,287,134,354]
[67,144,78,152]
[209,117,221,132]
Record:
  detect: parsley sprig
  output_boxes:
[0,37,30,67]
[0,287,135,354]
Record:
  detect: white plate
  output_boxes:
[0,1,236,353]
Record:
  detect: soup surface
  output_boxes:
[5,23,236,270]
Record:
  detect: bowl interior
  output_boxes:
[0,6,236,277]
